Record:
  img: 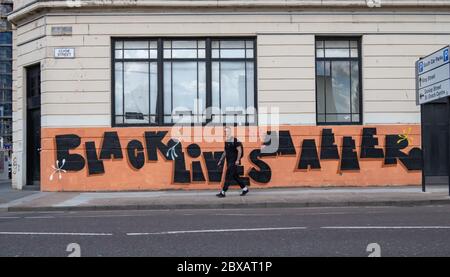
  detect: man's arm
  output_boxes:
[236,145,243,165]
[218,152,226,166]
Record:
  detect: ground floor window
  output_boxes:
[315,37,362,125]
[113,38,256,126]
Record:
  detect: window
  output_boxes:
[114,40,158,124]
[112,38,256,126]
[315,38,361,124]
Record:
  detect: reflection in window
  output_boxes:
[211,40,255,125]
[114,40,158,124]
[316,38,361,124]
[163,40,206,124]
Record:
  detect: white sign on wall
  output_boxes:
[54,48,75,59]
[416,46,450,105]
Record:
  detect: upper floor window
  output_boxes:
[112,38,256,126]
[315,38,361,124]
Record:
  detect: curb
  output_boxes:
[7,199,450,212]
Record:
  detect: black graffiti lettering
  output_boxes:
[127,140,145,170]
[385,135,422,170]
[203,152,224,182]
[360,128,384,159]
[99,131,123,160]
[261,131,296,157]
[191,161,206,182]
[85,141,105,175]
[341,137,360,171]
[144,131,170,161]
[298,139,321,170]
[55,134,85,171]
[384,135,408,165]
[248,149,271,183]
[400,148,422,170]
[173,153,191,183]
[320,129,340,160]
[187,144,201,158]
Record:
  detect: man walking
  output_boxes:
[216,127,249,198]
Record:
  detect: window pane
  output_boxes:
[150,62,158,116]
[164,62,206,123]
[0,61,11,74]
[198,49,205,59]
[115,41,123,49]
[171,40,197,48]
[220,40,245,48]
[218,61,246,112]
[124,41,148,49]
[220,49,246,58]
[149,41,158,49]
[325,41,349,48]
[212,62,220,109]
[164,49,172,59]
[316,61,326,115]
[326,114,352,123]
[114,62,123,116]
[172,49,198,59]
[123,62,149,124]
[316,40,324,48]
[351,61,360,114]
[328,61,351,114]
[212,41,220,49]
[246,49,254,59]
[163,63,172,119]
[150,50,157,59]
[124,49,148,59]
[325,48,350,58]
[246,62,255,111]
[115,50,123,59]
[316,49,324,58]
[172,62,197,112]
[198,62,207,115]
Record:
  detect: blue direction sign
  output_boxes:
[416,46,450,105]
[416,46,450,197]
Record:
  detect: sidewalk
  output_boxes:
[1,185,449,212]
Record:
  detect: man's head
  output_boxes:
[224,126,232,140]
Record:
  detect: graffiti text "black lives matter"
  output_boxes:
[54,128,422,184]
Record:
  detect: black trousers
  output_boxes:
[222,164,246,192]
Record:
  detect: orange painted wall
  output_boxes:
[40,125,421,192]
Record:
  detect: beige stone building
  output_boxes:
[6,0,450,191]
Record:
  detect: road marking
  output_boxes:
[24,216,55,219]
[127,226,307,236]
[0,217,20,219]
[0,232,113,236]
[321,226,450,230]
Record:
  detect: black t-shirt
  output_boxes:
[225,137,242,165]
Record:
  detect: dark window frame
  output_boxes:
[111,37,258,127]
[315,36,363,126]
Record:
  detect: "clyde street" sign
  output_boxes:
[416,46,450,105]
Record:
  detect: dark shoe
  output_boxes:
[216,192,226,198]
[240,189,249,196]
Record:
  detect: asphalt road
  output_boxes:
[1,205,450,257]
